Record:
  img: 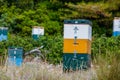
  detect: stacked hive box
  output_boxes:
[63,19,92,71]
[113,17,120,36]
[8,47,23,66]
[32,26,44,40]
[0,27,8,41]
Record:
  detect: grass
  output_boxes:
[0,61,96,80]
[0,53,120,80]
[94,53,120,80]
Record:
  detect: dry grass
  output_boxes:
[94,54,120,80]
[0,61,96,80]
[0,54,120,80]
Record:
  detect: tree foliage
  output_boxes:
[0,0,120,64]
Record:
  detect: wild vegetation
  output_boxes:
[0,0,120,80]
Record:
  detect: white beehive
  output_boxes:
[32,26,44,40]
[32,26,44,35]
[113,17,120,36]
[64,23,92,40]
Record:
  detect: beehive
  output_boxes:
[0,27,8,41]
[63,54,91,71]
[113,17,120,36]
[63,19,92,71]
[8,47,23,66]
[32,26,44,40]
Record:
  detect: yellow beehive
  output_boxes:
[63,39,91,54]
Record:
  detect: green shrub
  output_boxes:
[0,34,63,64]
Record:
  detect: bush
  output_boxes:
[92,36,120,63]
[0,34,63,64]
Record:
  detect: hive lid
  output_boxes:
[8,47,23,50]
[114,17,120,19]
[0,27,8,29]
[33,26,44,29]
[64,19,92,25]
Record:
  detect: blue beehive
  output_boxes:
[8,47,23,66]
[113,31,120,36]
[0,27,8,41]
